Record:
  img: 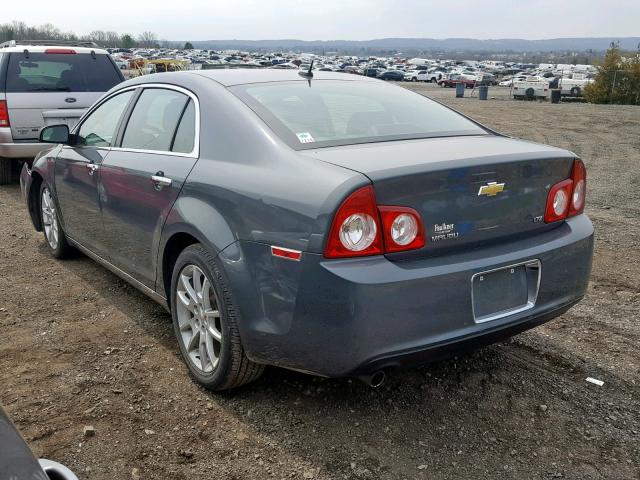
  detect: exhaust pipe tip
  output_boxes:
[357,370,386,388]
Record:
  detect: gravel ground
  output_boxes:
[1,83,639,480]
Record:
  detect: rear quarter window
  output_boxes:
[6,52,122,93]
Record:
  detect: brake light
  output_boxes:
[568,159,586,217]
[378,206,425,253]
[544,159,587,223]
[544,179,572,223]
[324,186,383,258]
[324,186,426,258]
[45,48,76,54]
[0,101,8,127]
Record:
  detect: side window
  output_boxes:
[121,88,188,152]
[76,90,133,147]
[171,100,196,154]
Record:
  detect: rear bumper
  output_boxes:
[222,214,594,377]
[0,127,47,159]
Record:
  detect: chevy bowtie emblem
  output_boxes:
[478,181,505,196]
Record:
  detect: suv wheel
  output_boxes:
[40,183,73,258]
[171,244,264,391]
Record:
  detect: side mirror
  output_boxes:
[39,124,70,144]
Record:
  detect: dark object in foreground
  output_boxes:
[0,405,79,479]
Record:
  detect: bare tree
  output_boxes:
[138,31,157,48]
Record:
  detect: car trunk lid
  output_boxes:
[6,93,100,139]
[302,135,576,259]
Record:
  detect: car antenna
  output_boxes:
[298,58,314,86]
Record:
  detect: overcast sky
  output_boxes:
[3,0,639,40]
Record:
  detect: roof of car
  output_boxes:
[187,68,379,87]
[0,45,109,54]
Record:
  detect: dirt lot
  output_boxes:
[1,83,639,480]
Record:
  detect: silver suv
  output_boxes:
[0,40,124,184]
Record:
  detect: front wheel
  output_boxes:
[40,183,73,258]
[171,244,264,391]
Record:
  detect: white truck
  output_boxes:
[558,74,593,97]
[512,76,550,100]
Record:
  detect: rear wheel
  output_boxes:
[40,183,73,258]
[571,87,581,97]
[171,244,264,391]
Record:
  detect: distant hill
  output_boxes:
[190,37,640,54]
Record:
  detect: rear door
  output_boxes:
[54,89,135,255]
[98,86,199,288]
[5,51,123,139]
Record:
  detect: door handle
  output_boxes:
[86,163,99,175]
[151,175,172,188]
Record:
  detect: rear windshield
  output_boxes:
[231,80,488,149]
[6,53,122,93]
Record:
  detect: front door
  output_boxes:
[54,89,135,255]
[98,87,198,288]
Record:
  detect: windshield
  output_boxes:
[231,80,488,149]
[6,53,122,93]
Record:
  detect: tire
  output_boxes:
[39,182,73,258]
[170,244,264,391]
[571,87,581,97]
[525,87,535,98]
[431,78,437,83]
[411,77,417,82]
[0,158,17,185]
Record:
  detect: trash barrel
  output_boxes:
[455,82,465,98]
[478,85,489,100]
[551,89,561,104]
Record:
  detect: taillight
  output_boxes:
[0,101,9,127]
[378,206,425,253]
[45,48,76,54]
[568,159,586,216]
[544,159,587,223]
[324,186,425,258]
[324,186,383,258]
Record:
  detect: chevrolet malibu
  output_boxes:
[20,70,593,390]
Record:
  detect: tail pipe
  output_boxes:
[357,370,386,388]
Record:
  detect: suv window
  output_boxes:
[121,88,189,152]
[6,53,122,93]
[76,90,134,147]
[171,100,196,154]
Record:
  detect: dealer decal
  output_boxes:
[431,222,460,242]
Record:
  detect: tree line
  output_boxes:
[0,21,167,48]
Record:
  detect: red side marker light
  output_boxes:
[271,246,302,261]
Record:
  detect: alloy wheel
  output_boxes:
[41,187,59,250]
[175,264,223,373]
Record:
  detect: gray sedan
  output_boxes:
[21,70,593,390]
